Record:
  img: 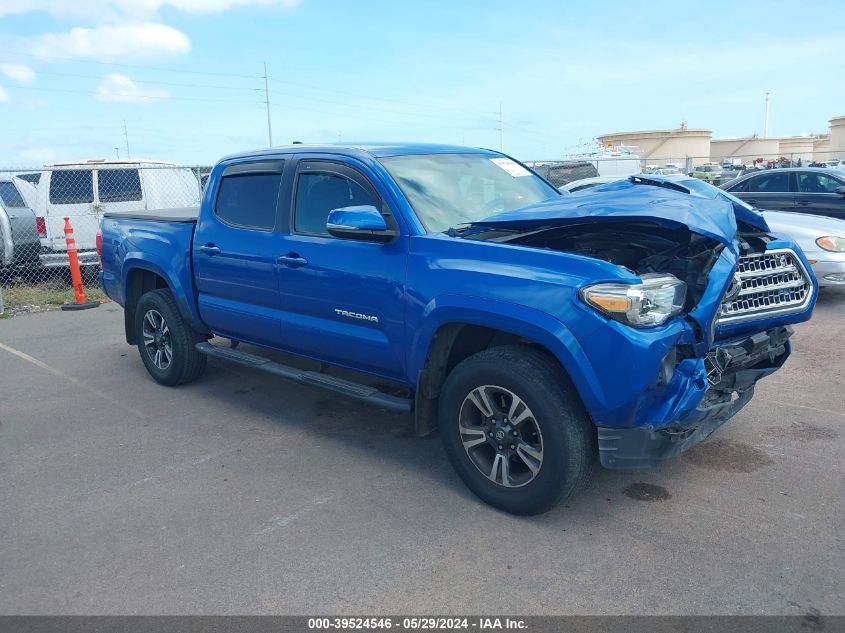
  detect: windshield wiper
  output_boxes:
[445,225,471,237]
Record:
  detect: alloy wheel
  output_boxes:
[458,385,544,488]
[141,309,173,371]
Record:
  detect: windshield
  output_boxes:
[379,153,560,232]
[0,181,27,208]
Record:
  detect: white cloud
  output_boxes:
[0,64,36,83]
[0,85,8,102]
[26,23,190,61]
[0,0,301,20]
[95,73,169,103]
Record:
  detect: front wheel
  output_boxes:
[135,289,207,386]
[438,345,595,515]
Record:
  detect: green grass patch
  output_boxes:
[0,280,108,316]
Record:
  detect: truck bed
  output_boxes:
[103,207,199,223]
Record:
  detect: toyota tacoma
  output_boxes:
[99,144,817,515]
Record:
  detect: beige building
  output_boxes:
[596,128,711,166]
[597,117,841,166]
[813,135,832,161]
[709,137,780,163]
[777,136,816,162]
[829,116,845,157]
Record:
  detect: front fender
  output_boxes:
[408,294,605,418]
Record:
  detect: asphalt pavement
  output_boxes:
[1,292,843,615]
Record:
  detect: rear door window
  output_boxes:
[49,170,94,204]
[97,169,142,202]
[0,181,26,207]
[214,172,282,230]
[797,171,845,193]
[746,172,790,193]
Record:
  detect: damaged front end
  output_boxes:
[595,325,794,468]
[468,177,817,468]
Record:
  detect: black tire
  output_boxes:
[438,345,595,515]
[134,288,207,386]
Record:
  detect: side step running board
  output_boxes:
[195,342,413,413]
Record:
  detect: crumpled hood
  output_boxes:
[471,177,770,250]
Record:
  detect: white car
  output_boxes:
[562,175,845,288]
[559,175,624,193]
[29,159,201,268]
[559,173,686,193]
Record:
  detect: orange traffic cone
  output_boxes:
[60,216,100,311]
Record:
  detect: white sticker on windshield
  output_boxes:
[489,157,532,177]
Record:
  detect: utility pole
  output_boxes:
[764,91,770,138]
[114,147,120,159]
[123,120,131,158]
[498,101,504,152]
[263,62,273,147]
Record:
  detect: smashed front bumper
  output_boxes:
[597,325,792,469]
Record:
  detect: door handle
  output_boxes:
[797,200,811,206]
[277,254,308,268]
[199,244,221,255]
[746,199,757,205]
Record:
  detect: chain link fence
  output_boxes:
[1,163,207,318]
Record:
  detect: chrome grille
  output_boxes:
[718,249,813,324]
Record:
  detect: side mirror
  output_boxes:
[835,186,845,197]
[326,205,397,243]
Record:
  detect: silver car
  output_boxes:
[0,177,41,270]
[761,209,845,288]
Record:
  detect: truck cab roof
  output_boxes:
[44,159,177,169]
[219,143,498,162]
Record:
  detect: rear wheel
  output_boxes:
[438,345,595,515]
[135,289,207,386]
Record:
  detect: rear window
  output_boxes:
[747,172,790,193]
[0,181,26,208]
[16,173,40,185]
[49,170,94,204]
[214,173,281,230]
[98,169,142,202]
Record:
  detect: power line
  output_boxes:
[267,101,489,131]
[34,70,263,92]
[268,87,494,124]
[3,49,498,124]
[267,76,497,117]
[0,50,263,80]
[12,84,264,105]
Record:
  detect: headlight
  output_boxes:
[816,236,845,252]
[581,274,687,328]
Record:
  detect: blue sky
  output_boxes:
[1,0,843,166]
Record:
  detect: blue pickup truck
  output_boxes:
[99,143,817,515]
